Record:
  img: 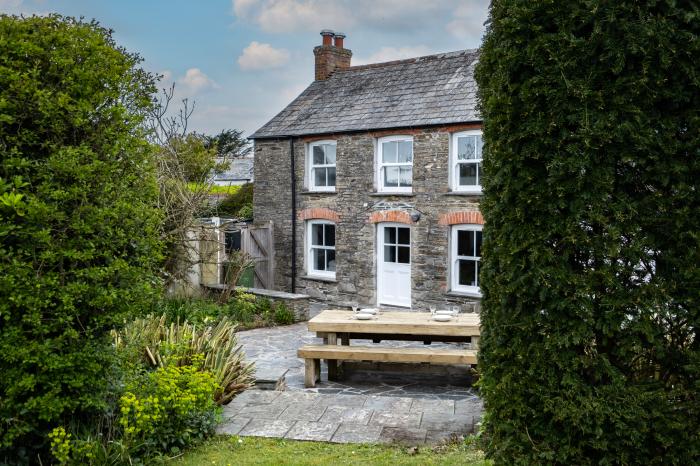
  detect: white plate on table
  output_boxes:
[432,314,453,322]
[434,310,457,316]
[354,313,374,320]
[359,308,378,315]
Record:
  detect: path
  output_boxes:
[218,318,483,445]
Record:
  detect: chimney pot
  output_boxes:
[333,32,345,49]
[320,29,334,46]
[314,30,351,80]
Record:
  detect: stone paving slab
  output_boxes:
[369,411,423,428]
[285,421,340,442]
[379,427,428,445]
[239,419,296,438]
[320,406,373,425]
[331,423,384,443]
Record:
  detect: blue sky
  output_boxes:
[1,0,488,137]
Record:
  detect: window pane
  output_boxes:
[313,167,326,187]
[384,245,396,263]
[327,249,336,272]
[312,224,323,245]
[397,246,410,264]
[398,140,412,163]
[459,259,477,286]
[313,248,325,271]
[327,167,336,187]
[325,224,335,246]
[459,163,477,186]
[458,136,476,160]
[475,231,483,257]
[399,166,412,187]
[313,145,325,165]
[324,144,336,164]
[475,261,480,287]
[476,135,483,158]
[384,166,399,187]
[397,227,410,245]
[384,227,396,245]
[224,230,241,254]
[477,163,483,185]
[382,141,397,163]
[457,230,474,256]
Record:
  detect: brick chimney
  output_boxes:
[313,30,352,80]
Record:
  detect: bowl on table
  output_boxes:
[354,312,374,320]
[432,314,453,322]
[359,308,379,315]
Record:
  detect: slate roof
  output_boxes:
[250,49,480,139]
[212,157,254,182]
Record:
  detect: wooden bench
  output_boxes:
[297,344,478,388]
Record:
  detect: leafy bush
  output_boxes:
[113,315,255,404]
[0,15,162,460]
[273,302,295,325]
[476,2,700,464]
[119,362,220,458]
[215,182,253,218]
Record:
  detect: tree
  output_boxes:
[0,15,163,460]
[476,1,700,464]
[203,129,251,160]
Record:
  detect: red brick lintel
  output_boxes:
[298,207,340,223]
[438,211,484,226]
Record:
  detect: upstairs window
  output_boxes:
[451,130,484,193]
[451,224,483,296]
[307,220,336,279]
[377,136,413,193]
[308,141,336,191]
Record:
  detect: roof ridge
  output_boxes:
[344,48,478,72]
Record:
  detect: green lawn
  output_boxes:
[173,436,490,466]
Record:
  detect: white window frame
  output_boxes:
[305,220,336,279]
[376,135,413,193]
[451,130,483,194]
[307,140,337,192]
[450,224,483,296]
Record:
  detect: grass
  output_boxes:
[173,436,491,466]
[187,182,242,195]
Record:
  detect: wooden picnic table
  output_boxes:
[305,310,481,381]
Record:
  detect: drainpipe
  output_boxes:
[289,137,297,293]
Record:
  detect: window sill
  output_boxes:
[446,290,482,299]
[369,192,415,197]
[300,274,337,283]
[444,190,483,196]
[300,190,336,195]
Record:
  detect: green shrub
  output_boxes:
[227,292,258,323]
[215,182,253,218]
[273,302,295,325]
[476,2,700,464]
[113,315,255,404]
[0,15,162,460]
[118,362,220,458]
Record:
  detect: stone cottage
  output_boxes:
[250,30,484,311]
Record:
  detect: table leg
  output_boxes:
[471,336,480,350]
[327,332,339,380]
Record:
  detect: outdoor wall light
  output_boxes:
[410,212,421,222]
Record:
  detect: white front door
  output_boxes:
[377,223,411,307]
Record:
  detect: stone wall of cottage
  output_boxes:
[253,124,483,312]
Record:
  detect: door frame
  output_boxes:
[376,222,412,308]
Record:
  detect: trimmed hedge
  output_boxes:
[476,1,700,464]
[0,15,162,461]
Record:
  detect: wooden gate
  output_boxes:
[241,221,274,289]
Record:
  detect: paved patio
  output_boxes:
[219,316,483,445]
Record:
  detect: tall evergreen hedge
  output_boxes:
[0,15,162,460]
[475,1,700,464]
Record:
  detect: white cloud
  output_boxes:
[238,41,290,70]
[446,2,488,41]
[354,45,433,65]
[0,0,23,11]
[179,68,218,94]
